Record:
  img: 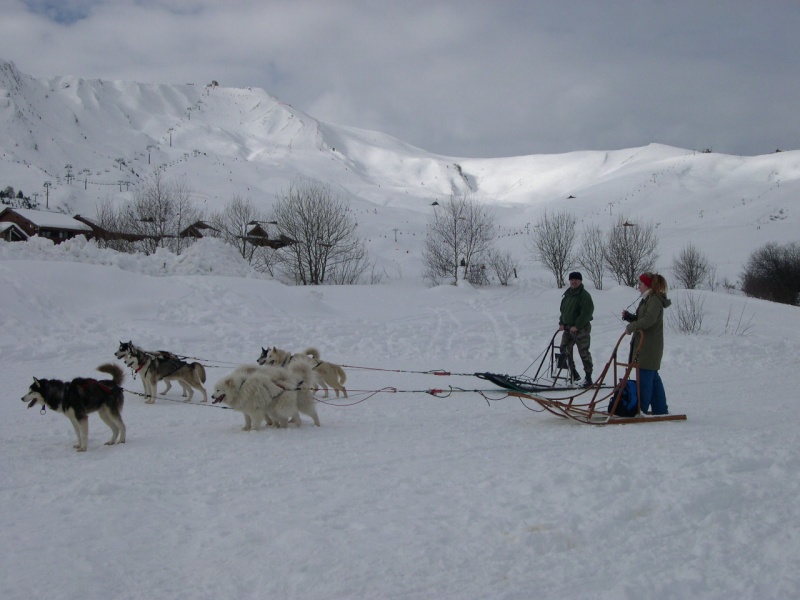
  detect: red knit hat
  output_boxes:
[639,273,653,287]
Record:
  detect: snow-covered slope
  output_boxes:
[1,58,798,281]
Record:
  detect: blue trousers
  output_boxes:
[638,369,668,415]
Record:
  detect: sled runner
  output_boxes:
[486,331,687,425]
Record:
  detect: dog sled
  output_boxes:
[478,331,687,425]
[475,329,601,393]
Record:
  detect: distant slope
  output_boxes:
[1,58,798,280]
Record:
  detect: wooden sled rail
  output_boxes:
[508,391,686,425]
[509,331,687,425]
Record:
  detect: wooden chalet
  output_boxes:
[1,221,28,242]
[180,220,218,239]
[244,222,296,249]
[72,216,218,243]
[0,207,92,243]
[73,214,148,242]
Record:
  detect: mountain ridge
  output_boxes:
[1,58,798,281]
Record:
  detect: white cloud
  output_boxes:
[2,0,799,157]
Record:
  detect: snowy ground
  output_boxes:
[1,237,799,599]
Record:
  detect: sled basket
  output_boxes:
[475,329,599,393]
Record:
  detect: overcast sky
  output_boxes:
[2,0,798,158]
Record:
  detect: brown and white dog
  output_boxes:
[258,346,347,398]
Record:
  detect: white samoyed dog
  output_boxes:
[212,362,320,430]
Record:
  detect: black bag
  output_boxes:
[609,380,638,417]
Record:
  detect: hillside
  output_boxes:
[2,58,798,281]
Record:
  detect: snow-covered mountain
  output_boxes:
[2,58,798,281]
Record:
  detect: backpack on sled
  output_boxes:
[609,379,638,417]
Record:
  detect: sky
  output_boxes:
[1,0,799,159]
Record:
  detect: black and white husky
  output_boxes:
[115,341,207,404]
[22,363,126,452]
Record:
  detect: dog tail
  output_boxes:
[97,363,125,386]
[194,362,207,383]
[303,347,321,360]
[335,365,347,385]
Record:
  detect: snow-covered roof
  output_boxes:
[1,221,26,233]
[1,208,92,231]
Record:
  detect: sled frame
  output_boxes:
[473,329,590,393]
[509,331,687,425]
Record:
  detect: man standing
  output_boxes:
[558,271,594,387]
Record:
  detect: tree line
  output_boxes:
[423,194,797,305]
[90,173,798,305]
[94,171,375,285]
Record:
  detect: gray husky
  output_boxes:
[115,341,207,404]
[22,363,126,452]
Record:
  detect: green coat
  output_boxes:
[559,284,594,329]
[625,292,671,370]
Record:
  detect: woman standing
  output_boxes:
[621,273,671,415]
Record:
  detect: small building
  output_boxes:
[180,220,218,239]
[73,214,148,243]
[0,207,92,243]
[244,222,296,249]
[0,221,28,242]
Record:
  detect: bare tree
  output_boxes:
[671,243,710,289]
[576,223,606,290]
[116,170,202,255]
[94,199,132,252]
[605,216,659,286]
[272,181,370,285]
[668,292,707,334]
[422,193,495,285]
[487,249,518,286]
[526,210,577,287]
[250,244,280,277]
[120,171,170,254]
[706,264,719,291]
[208,195,269,262]
[166,178,202,255]
[741,241,800,305]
